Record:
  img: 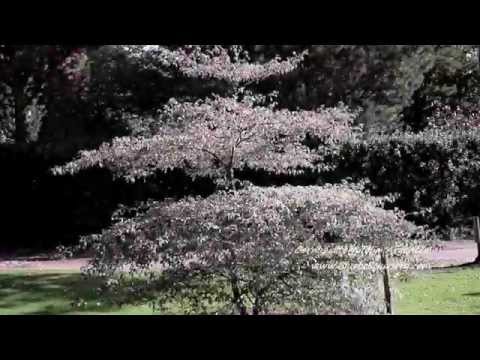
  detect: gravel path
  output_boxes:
[427,240,479,267]
[0,240,478,272]
[0,256,89,271]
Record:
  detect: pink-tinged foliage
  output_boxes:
[54,45,354,183]
[54,45,433,314]
[57,48,90,98]
[83,184,431,315]
[124,45,307,84]
[427,104,480,130]
[54,95,357,184]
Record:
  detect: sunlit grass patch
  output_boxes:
[395,267,480,315]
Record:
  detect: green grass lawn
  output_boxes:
[1,268,480,315]
[0,270,155,315]
[395,267,480,315]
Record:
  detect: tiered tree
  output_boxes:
[55,45,432,315]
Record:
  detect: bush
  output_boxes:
[80,183,431,315]
[331,128,480,230]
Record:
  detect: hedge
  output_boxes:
[0,144,215,251]
[329,128,480,230]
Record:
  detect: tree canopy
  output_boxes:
[52,45,434,314]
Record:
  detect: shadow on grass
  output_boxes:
[463,292,480,297]
[0,271,227,315]
[0,272,132,315]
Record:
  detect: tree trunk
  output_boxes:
[227,166,234,190]
[252,297,261,315]
[231,279,247,315]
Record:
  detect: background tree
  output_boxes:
[248,45,437,133]
[246,45,480,133]
[401,45,480,131]
[0,45,135,251]
[0,45,89,146]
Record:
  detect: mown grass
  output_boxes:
[394,267,480,315]
[1,267,480,315]
[0,270,155,315]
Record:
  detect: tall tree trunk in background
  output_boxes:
[477,46,480,75]
[13,80,28,144]
[38,54,63,147]
[0,45,29,145]
[11,46,30,145]
[38,46,90,155]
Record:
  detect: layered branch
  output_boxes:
[54,96,357,183]
[123,45,307,84]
